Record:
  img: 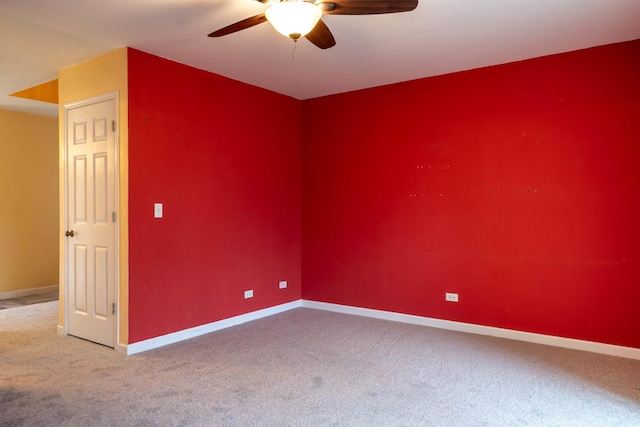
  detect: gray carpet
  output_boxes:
[1,301,639,426]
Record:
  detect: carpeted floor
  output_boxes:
[1,301,639,426]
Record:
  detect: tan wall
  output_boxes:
[0,109,59,294]
[58,47,129,345]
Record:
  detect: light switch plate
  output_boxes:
[154,203,163,218]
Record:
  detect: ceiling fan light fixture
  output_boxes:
[265,1,323,40]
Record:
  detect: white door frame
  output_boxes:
[60,91,120,348]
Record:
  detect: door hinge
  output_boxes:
[112,211,117,223]
[112,303,116,315]
[112,120,116,132]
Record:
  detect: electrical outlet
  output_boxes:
[445,292,459,302]
[279,280,287,289]
[244,290,253,299]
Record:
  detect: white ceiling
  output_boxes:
[1,0,639,117]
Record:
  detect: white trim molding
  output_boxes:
[301,300,640,360]
[0,285,58,301]
[125,300,302,355]
[117,298,640,360]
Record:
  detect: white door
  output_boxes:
[65,96,117,348]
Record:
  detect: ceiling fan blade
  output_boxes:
[208,14,268,37]
[321,0,418,15]
[305,19,336,49]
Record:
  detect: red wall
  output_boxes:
[301,40,640,348]
[127,49,302,343]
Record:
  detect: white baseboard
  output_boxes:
[0,285,58,300]
[116,343,128,355]
[301,300,640,360]
[117,298,639,360]
[125,300,302,356]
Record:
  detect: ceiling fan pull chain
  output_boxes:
[292,38,297,62]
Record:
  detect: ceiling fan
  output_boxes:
[208,0,419,49]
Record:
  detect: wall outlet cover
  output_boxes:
[445,292,459,302]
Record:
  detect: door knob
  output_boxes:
[65,230,75,237]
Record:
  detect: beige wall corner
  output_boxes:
[0,109,59,295]
[58,47,129,346]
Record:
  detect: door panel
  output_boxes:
[66,97,116,347]
[74,156,87,222]
[94,154,108,223]
[74,245,88,313]
[95,246,109,318]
